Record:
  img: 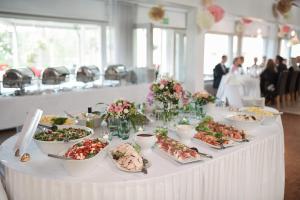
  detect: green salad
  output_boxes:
[34,127,91,142]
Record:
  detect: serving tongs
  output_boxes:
[141,158,149,174]
[190,147,213,158]
[38,124,58,131]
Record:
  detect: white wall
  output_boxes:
[0,0,107,22]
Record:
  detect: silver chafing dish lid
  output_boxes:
[76,65,100,83]
[42,66,70,85]
[3,68,34,88]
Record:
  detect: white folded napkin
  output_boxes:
[13,109,43,156]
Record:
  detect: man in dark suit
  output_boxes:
[213,55,228,89]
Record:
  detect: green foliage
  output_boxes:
[0,31,12,64]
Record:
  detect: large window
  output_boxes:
[204,33,232,80]
[0,18,103,72]
[291,44,300,58]
[241,36,265,68]
[133,28,147,68]
[280,39,290,59]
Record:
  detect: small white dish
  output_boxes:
[175,124,195,144]
[135,131,157,154]
[224,114,263,131]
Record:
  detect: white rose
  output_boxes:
[124,109,129,114]
[159,84,164,89]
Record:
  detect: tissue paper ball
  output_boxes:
[197,10,215,30]
[207,5,225,23]
[149,6,165,21]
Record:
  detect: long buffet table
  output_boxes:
[0,107,285,200]
[0,84,149,130]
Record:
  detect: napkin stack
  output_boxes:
[14,109,43,156]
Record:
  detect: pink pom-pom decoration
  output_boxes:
[207,5,225,23]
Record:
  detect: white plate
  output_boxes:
[154,145,208,164]
[192,137,236,149]
[239,107,279,125]
[108,150,151,173]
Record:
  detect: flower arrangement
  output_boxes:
[192,91,216,106]
[148,78,184,107]
[106,99,137,119]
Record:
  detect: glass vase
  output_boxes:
[118,119,130,140]
[194,102,206,119]
[108,118,120,137]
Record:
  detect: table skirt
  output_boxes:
[2,132,284,200]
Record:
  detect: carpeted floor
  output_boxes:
[282,113,300,200]
[0,114,299,199]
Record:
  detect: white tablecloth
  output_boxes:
[0,107,284,200]
[216,74,261,108]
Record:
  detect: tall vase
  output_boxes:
[108,118,120,137]
[118,119,130,140]
[194,102,206,119]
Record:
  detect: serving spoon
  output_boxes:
[48,153,72,160]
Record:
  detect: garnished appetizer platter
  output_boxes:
[194,117,250,149]
[155,131,210,163]
[109,143,150,174]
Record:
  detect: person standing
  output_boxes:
[213,55,228,89]
[275,55,287,74]
[231,57,241,74]
[260,59,278,104]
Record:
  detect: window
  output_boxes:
[241,36,265,68]
[291,44,300,58]
[133,28,147,68]
[153,28,175,77]
[0,18,103,72]
[204,33,231,80]
[280,39,290,59]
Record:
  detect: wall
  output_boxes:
[0,0,107,22]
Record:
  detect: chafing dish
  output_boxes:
[42,66,70,85]
[104,64,128,80]
[76,65,100,83]
[3,68,34,88]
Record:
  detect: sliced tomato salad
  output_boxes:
[65,138,108,160]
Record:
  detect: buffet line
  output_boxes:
[13,77,281,176]
[0,64,154,96]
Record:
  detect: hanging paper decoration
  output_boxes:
[272,0,299,18]
[290,34,300,45]
[235,21,245,35]
[148,6,165,22]
[202,0,214,7]
[282,25,291,33]
[278,25,293,38]
[207,5,225,22]
[277,0,292,15]
[197,10,215,30]
[242,18,253,25]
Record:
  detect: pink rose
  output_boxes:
[160,79,168,85]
